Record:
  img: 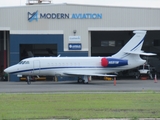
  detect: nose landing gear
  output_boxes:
[27,76,31,85]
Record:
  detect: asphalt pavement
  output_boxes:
[0,79,160,93]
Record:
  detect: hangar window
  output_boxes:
[153,39,160,46]
[101,40,115,47]
[117,40,124,47]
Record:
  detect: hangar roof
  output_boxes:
[0,3,160,10]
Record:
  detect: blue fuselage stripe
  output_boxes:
[10,66,120,74]
[130,39,144,51]
[121,38,144,59]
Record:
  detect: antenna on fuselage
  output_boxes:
[57,54,61,57]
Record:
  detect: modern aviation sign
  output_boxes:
[28,11,38,22]
[28,11,102,22]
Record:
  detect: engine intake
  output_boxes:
[101,58,128,67]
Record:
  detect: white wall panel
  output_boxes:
[0,4,160,51]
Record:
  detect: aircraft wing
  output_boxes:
[124,51,157,56]
[63,72,117,77]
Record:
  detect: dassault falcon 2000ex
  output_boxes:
[4,31,156,84]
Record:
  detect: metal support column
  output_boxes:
[4,31,7,69]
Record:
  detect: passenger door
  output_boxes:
[33,60,40,75]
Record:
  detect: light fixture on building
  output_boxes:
[73,30,77,35]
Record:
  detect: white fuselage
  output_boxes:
[4,56,145,76]
[4,31,151,79]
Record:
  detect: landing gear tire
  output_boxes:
[78,77,83,83]
[78,77,89,84]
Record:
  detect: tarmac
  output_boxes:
[0,79,159,93]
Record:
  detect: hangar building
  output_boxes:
[0,1,160,81]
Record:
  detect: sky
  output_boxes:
[0,0,160,8]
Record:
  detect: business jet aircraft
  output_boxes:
[4,31,156,84]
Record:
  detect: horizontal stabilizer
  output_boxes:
[64,72,117,77]
[124,51,157,56]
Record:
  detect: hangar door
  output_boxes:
[20,44,57,60]
[0,31,9,81]
[91,31,133,56]
[91,30,160,78]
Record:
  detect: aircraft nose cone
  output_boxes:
[4,68,10,73]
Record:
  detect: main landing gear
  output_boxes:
[78,76,89,84]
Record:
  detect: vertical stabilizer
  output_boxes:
[112,31,147,59]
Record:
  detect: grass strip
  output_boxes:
[0,93,160,119]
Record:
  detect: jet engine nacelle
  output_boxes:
[101,58,128,67]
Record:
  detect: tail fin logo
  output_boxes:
[28,11,38,22]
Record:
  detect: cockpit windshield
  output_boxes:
[18,61,30,64]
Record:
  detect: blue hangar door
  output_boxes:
[9,34,63,82]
